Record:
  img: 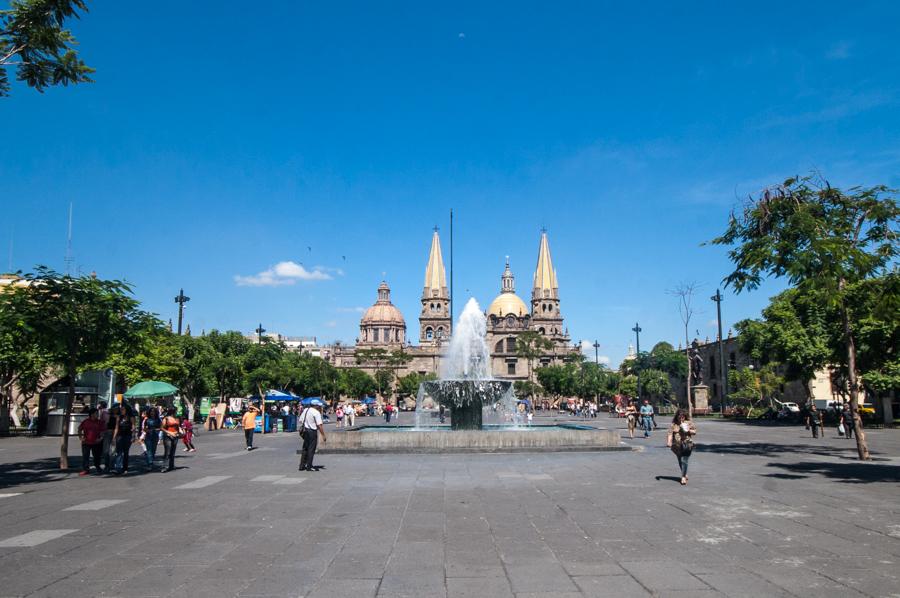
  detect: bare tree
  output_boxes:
[668,282,701,419]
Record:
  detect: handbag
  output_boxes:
[680,436,694,456]
[838,423,845,436]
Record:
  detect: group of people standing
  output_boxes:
[805,403,857,440]
[77,402,196,476]
[622,399,658,439]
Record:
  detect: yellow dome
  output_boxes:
[487,293,528,317]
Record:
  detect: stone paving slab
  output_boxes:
[0,416,898,597]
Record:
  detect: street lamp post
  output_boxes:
[711,289,728,414]
[593,340,600,365]
[255,323,265,344]
[174,289,190,335]
[632,322,642,401]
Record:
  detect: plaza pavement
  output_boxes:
[0,414,898,598]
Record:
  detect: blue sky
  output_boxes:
[3,1,899,366]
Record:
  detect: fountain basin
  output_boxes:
[317,424,625,454]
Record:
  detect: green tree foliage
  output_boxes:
[174,334,213,421]
[618,374,638,399]
[640,368,672,402]
[735,288,829,400]
[727,365,784,417]
[0,0,94,97]
[396,371,437,401]
[340,368,376,400]
[0,282,50,433]
[18,267,147,469]
[841,274,900,398]
[89,317,185,388]
[204,330,252,404]
[516,330,554,384]
[374,368,394,400]
[711,174,899,460]
[577,362,620,401]
[513,380,542,402]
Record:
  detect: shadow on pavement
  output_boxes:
[654,475,682,484]
[695,442,873,459]
[763,461,900,484]
[0,457,71,488]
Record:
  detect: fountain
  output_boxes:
[415,298,519,430]
[316,298,623,453]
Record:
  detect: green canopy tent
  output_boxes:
[124,381,179,398]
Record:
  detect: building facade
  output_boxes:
[328,229,577,392]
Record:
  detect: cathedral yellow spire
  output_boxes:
[533,230,558,297]
[423,228,447,296]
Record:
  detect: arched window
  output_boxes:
[506,337,516,352]
[425,327,433,340]
[436,327,444,338]
[495,340,504,352]
[538,327,546,335]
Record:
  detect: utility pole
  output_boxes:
[174,289,191,335]
[632,322,642,401]
[711,289,728,414]
[255,323,266,344]
[449,208,454,327]
[593,340,600,365]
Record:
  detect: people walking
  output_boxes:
[666,409,697,486]
[242,406,259,450]
[78,408,105,476]
[639,399,654,438]
[143,407,161,470]
[345,404,355,428]
[806,404,823,439]
[299,403,327,471]
[97,401,115,472]
[160,408,182,472]
[439,404,446,424]
[112,404,135,475]
[840,404,855,440]
[181,417,196,452]
[384,403,393,423]
[526,410,534,426]
[625,401,638,439]
[335,405,344,428]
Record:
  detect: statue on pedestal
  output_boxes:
[689,340,704,386]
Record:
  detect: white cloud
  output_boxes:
[234,261,333,287]
[335,306,366,313]
[323,320,338,328]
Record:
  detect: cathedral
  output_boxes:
[328,229,575,389]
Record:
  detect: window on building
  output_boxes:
[436,327,444,338]
[728,352,736,369]
[538,327,545,335]
[507,361,516,375]
[506,337,516,352]
[425,327,433,340]
[547,304,553,312]
[495,339,504,352]
[373,328,379,342]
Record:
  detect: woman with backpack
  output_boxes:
[666,409,697,486]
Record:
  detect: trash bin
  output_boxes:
[46,411,87,436]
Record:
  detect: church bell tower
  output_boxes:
[419,228,451,344]
[531,229,566,341]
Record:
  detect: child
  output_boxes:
[182,417,196,452]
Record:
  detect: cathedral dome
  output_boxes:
[361,281,406,325]
[487,293,528,318]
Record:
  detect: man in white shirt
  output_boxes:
[299,404,326,471]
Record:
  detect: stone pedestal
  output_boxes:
[692,385,709,412]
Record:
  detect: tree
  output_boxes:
[0,282,49,434]
[536,364,577,406]
[19,267,146,470]
[735,288,830,401]
[0,0,94,97]
[669,282,700,417]
[374,368,394,401]
[641,368,672,403]
[89,316,184,388]
[711,174,898,459]
[516,331,553,386]
[618,374,638,399]
[513,380,542,402]
[340,368,376,400]
[396,371,436,403]
[243,339,285,403]
[204,330,251,405]
[174,334,213,422]
[727,364,784,417]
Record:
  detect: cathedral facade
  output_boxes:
[328,229,575,393]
